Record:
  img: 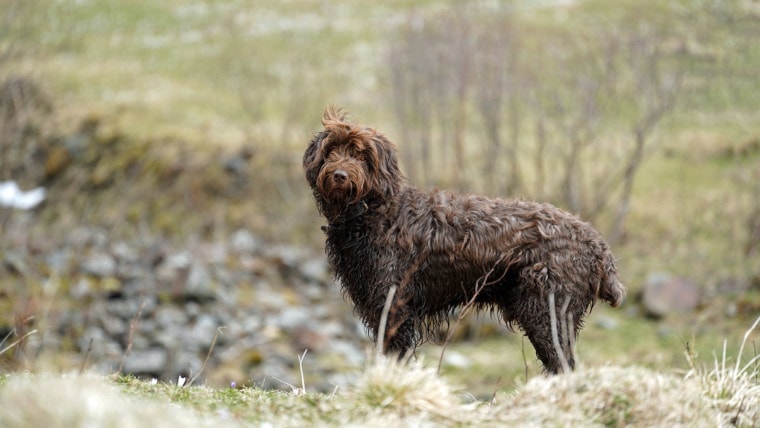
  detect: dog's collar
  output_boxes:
[322,200,369,233]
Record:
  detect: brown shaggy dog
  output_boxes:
[304,107,625,373]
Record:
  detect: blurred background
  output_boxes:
[1,0,758,396]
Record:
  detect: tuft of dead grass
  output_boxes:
[685,315,760,427]
[496,365,719,427]
[352,355,479,423]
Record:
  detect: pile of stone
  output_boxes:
[4,227,368,392]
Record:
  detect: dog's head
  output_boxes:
[304,107,402,217]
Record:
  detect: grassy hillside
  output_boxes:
[2,324,759,427]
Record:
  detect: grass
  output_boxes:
[1,315,758,426]
[428,302,760,399]
[10,0,442,143]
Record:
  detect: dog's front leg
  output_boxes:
[375,281,417,359]
[382,315,416,359]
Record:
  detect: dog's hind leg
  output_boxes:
[510,266,578,373]
[522,313,576,374]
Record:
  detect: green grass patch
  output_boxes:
[1,327,758,427]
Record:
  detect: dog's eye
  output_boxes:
[357,154,366,162]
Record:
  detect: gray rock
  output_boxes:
[100,313,128,336]
[254,283,290,309]
[81,252,117,277]
[267,245,309,270]
[185,264,215,301]
[274,307,310,330]
[79,326,122,358]
[106,296,156,319]
[70,277,92,299]
[156,251,192,283]
[225,313,262,338]
[123,347,167,374]
[300,258,330,284]
[231,229,260,254]
[642,273,700,318]
[116,263,145,283]
[190,314,220,347]
[155,305,188,328]
[594,315,619,331]
[111,241,139,263]
[68,226,109,248]
[46,249,72,273]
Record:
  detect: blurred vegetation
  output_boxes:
[0,0,759,391]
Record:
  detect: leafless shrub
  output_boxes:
[0,76,53,186]
[385,6,686,240]
[0,0,49,186]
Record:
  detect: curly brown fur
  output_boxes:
[304,106,626,374]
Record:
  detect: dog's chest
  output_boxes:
[325,225,381,284]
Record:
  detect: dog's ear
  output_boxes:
[304,130,327,188]
[368,132,403,198]
[305,106,352,189]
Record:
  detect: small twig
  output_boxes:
[735,314,760,374]
[271,375,306,395]
[0,328,15,351]
[0,329,37,356]
[269,350,308,394]
[116,298,147,375]
[520,336,529,383]
[78,337,93,375]
[489,376,503,405]
[271,376,297,391]
[188,326,225,386]
[298,349,308,394]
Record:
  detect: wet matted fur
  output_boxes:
[303,107,626,373]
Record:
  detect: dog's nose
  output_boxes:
[333,170,348,181]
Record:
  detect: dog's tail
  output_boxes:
[599,252,626,308]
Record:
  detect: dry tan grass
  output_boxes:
[1,320,758,428]
[494,366,719,427]
[351,356,480,424]
[685,316,760,427]
[0,372,230,428]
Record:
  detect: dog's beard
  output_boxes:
[317,164,366,208]
[326,186,356,206]
[319,173,363,207]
